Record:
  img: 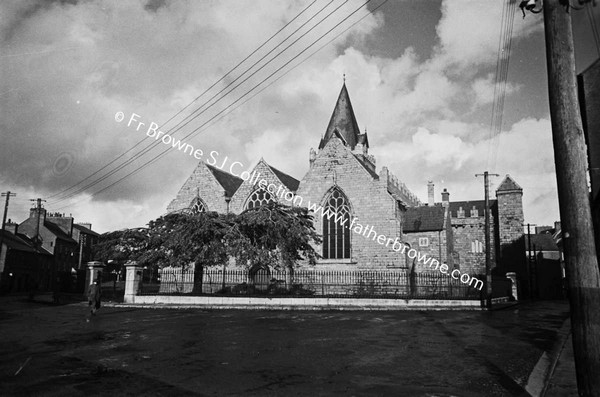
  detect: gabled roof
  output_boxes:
[73,223,100,237]
[354,154,379,179]
[525,234,559,252]
[206,164,244,197]
[403,205,446,232]
[0,230,52,255]
[319,83,362,150]
[44,222,78,244]
[497,174,522,193]
[448,200,496,218]
[267,164,300,191]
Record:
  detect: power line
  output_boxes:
[49,0,379,210]
[47,0,320,201]
[586,2,600,57]
[49,0,344,204]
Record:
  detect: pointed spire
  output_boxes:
[319,82,361,150]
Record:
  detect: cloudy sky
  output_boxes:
[1,0,599,233]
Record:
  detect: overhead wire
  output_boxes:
[46,0,319,200]
[49,0,346,204]
[48,0,380,211]
[585,2,600,57]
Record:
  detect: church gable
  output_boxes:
[166,162,238,214]
[228,159,300,213]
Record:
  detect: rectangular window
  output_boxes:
[419,237,429,247]
[471,240,483,253]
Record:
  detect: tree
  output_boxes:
[146,211,231,292]
[226,202,321,288]
[92,228,150,273]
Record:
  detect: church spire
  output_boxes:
[319,82,361,150]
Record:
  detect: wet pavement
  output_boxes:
[0,298,570,396]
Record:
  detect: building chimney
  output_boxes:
[427,181,434,206]
[77,223,92,230]
[4,219,18,234]
[441,188,450,207]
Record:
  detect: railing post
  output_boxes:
[506,272,518,301]
[124,261,143,303]
[85,261,105,298]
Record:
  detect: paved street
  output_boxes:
[0,299,570,396]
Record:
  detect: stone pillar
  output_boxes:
[506,272,518,301]
[84,261,105,296]
[124,262,143,304]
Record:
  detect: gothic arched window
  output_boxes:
[246,188,275,210]
[190,198,207,214]
[322,188,351,259]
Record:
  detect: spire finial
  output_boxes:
[343,73,346,83]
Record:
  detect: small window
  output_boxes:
[471,240,483,253]
[50,242,53,247]
[419,237,429,247]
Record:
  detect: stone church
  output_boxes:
[167,84,527,278]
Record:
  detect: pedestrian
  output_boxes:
[88,280,101,316]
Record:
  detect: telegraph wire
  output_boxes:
[49,0,344,203]
[46,0,319,200]
[49,0,379,210]
[48,0,363,205]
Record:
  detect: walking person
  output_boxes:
[88,280,102,316]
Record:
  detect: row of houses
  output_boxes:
[0,206,99,294]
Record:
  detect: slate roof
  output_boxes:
[268,164,300,191]
[0,230,52,255]
[44,222,78,244]
[403,205,446,232]
[497,174,523,192]
[73,223,100,237]
[525,234,559,252]
[448,200,496,218]
[206,164,244,197]
[319,83,361,150]
[354,155,379,179]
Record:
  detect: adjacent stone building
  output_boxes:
[168,83,526,279]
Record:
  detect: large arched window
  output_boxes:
[245,188,275,210]
[190,198,207,214]
[322,188,351,259]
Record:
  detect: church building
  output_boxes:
[167,84,526,279]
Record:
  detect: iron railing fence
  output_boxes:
[139,267,485,300]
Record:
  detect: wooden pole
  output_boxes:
[476,172,498,308]
[543,0,600,394]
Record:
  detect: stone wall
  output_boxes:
[295,137,404,270]
[166,162,230,214]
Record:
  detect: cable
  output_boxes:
[49,0,357,205]
[49,0,343,203]
[47,0,319,200]
[49,0,379,210]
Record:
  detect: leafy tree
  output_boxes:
[92,228,149,273]
[145,211,232,292]
[226,202,321,288]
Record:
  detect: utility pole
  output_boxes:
[542,0,600,394]
[0,191,16,287]
[524,223,537,299]
[476,172,499,309]
[29,198,46,246]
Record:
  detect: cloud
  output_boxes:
[0,0,557,232]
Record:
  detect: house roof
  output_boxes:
[497,174,523,192]
[44,221,78,244]
[354,154,379,179]
[73,223,100,237]
[0,230,52,255]
[319,83,361,150]
[403,205,446,232]
[206,164,244,197]
[268,164,300,191]
[525,234,559,252]
[448,200,496,218]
